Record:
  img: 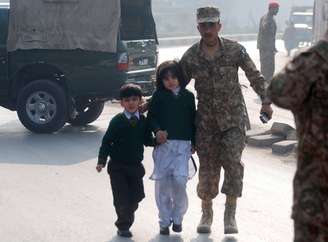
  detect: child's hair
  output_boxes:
[156,60,185,90]
[119,83,142,99]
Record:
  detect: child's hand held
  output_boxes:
[156,130,168,144]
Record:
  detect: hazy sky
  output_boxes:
[154,0,315,30]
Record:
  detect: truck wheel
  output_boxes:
[17,80,68,133]
[68,100,104,126]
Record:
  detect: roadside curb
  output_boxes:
[247,122,298,156]
[272,140,298,155]
[248,134,285,147]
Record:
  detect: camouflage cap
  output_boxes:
[197,7,220,23]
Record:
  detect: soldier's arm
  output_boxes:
[179,53,193,87]
[268,49,326,111]
[238,46,269,104]
[190,92,196,146]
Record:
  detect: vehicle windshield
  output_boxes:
[120,0,157,41]
[291,14,313,26]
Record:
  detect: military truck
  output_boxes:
[0,0,158,133]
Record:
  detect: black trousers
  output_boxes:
[108,164,145,230]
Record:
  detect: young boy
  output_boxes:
[96,84,154,238]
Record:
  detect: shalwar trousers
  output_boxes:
[155,176,188,228]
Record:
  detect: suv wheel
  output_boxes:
[17,80,68,133]
[68,100,104,126]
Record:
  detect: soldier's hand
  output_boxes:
[260,104,273,120]
[139,100,149,113]
[156,130,168,144]
[96,164,104,173]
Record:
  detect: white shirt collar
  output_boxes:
[124,110,140,120]
[172,86,181,96]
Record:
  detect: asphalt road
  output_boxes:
[0,40,297,242]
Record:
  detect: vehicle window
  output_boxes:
[291,15,313,25]
[0,9,8,45]
[120,0,157,41]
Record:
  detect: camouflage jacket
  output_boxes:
[268,41,328,228]
[257,13,277,51]
[180,37,266,131]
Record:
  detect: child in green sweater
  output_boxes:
[96,84,153,238]
[147,60,196,235]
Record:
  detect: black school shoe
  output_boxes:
[160,226,170,235]
[117,230,133,238]
[172,224,182,233]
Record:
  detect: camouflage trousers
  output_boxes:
[196,119,245,200]
[294,220,328,242]
[259,49,276,82]
[292,171,328,242]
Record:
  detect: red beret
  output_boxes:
[269,2,279,8]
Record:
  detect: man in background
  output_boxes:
[257,2,279,83]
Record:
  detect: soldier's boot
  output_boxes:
[224,196,238,234]
[197,200,213,234]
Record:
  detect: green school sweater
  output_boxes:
[147,88,196,145]
[98,113,153,166]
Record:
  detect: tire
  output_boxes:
[17,80,68,133]
[68,100,104,126]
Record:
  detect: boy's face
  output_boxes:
[120,96,141,113]
[163,73,179,91]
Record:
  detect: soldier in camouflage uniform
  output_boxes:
[179,7,273,234]
[268,34,328,242]
[257,2,279,83]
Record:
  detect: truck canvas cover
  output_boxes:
[7,0,120,53]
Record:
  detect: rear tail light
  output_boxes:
[117,52,129,71]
